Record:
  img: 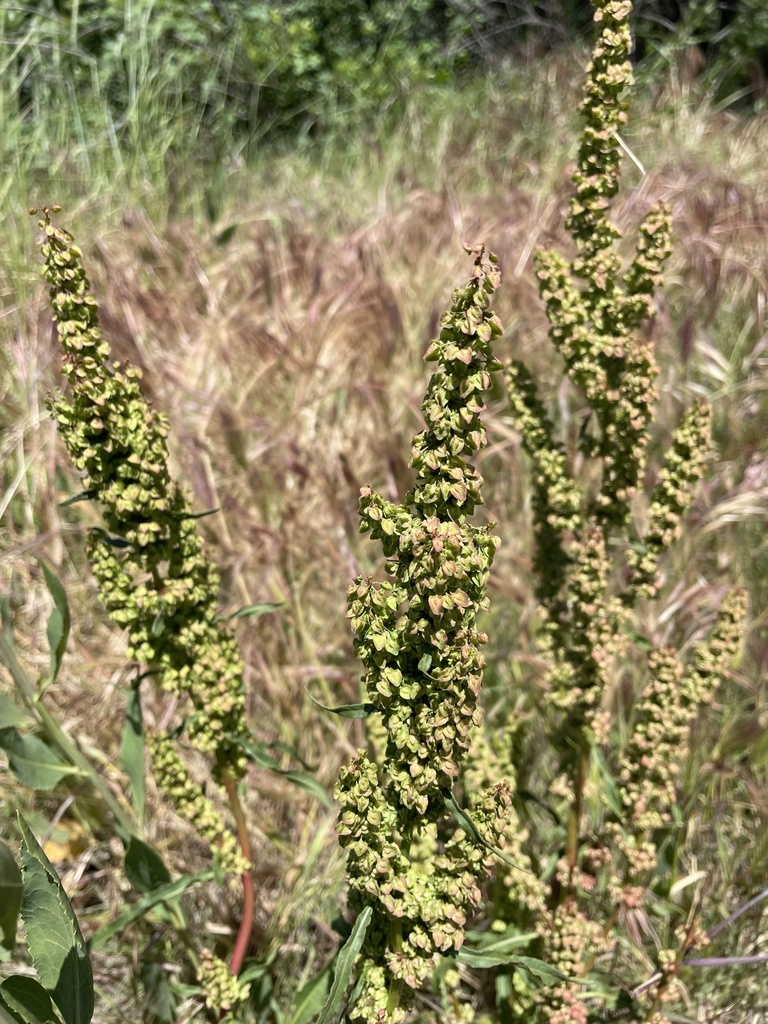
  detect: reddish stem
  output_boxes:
[222,768,254,977]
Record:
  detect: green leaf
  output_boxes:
[0,977,62,1024]
[0,729,79,790]
[306,693,378,719]
[591,746,623,819]
[316,906,372,1024]
[214,224,237,247]
[444,792,534,875]
[0,693,33,729]
[0,842,22,952]
[167,507,220,521]
[265,740,317,772]
[215,602,284,623]
[463,929,539,955]
[89,871,214,951]
[58,489,98,509]
[40,562,70,687]
[18,814,94,1024]
[120,681,145,824]
[458,947,569,982]
[286,964,331,1024]
[123,836,171,894]
[233,736,332,808]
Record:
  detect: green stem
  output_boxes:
[565,739,589,895]
[386,919,404,1018]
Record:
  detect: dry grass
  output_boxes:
[2,59,768,1021]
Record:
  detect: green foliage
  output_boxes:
[4,0,763,1019]
[0,729,79,791]
[450,1,752,1021]
[0,843,22,959]
[3,0,478,159]
[315,906,373,1024]
[16,817,93,1024]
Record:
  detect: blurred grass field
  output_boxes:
[2,34,768,1022]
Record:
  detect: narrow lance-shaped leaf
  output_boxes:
[315,906,372,1024]
[306,693,378,719]
[89,871,214,951]
[120,680,145,825]
[18,814,94,1024]
[40,562,70,688]
[232,735,331,808]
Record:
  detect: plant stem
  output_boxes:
[566,740,589,890]
[222,765,254,977]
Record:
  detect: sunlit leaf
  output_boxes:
[0,729,79,791]
[316,906,372,1024]
[18,815,94,1024]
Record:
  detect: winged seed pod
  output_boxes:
[335,245,506,1022]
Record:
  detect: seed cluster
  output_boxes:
[627,401,712,598]
[484,1,748,1020]
[336,245,505,1021]
[620,589,748,834]
[39,213,249,775]
[533,0,670,534]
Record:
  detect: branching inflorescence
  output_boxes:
[488,1,748,1021]
[336,245,507,1022]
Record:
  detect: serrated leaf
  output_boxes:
[120,682,145,824]
[18,815,94,1024]
[316,906,372,1024]
[287,964,331,1024]
[0,842,22,952]
[233,736,331,808]
[123,836,171,894]
[0,693,33,729]
[89,871,214,951]
[40,563,70,687]
[215,602,284,623]
[0,977,62,1024]
[306,693,378,719]
[0,729,79,790]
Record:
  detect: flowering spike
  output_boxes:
[39,212,249,776]
[628,401,712,598]
[336,246,504,1021]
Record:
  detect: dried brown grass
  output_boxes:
[2,68,768,1020]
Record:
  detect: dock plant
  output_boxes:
[0,0,759,1021]
[464,0,749,1021]
[335,244,508,1022]
[7,207,260,1018]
